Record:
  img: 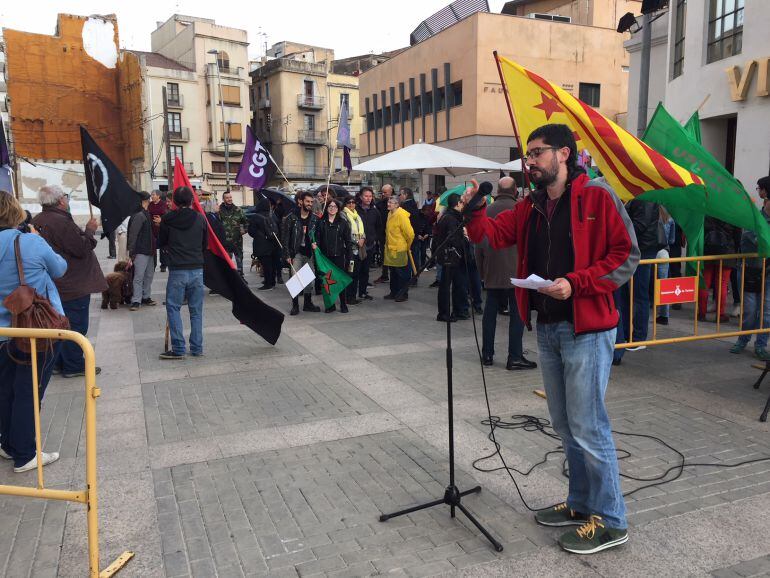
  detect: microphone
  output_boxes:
[461,181,493,217]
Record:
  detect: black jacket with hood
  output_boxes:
[158,207,209,270]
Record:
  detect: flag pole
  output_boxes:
[266,150,294,191]
[493,51,531,190]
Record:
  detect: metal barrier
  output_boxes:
[616,253,770,349]
[0,328,133,577]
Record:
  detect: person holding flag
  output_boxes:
[314,199,353,313]
[282,191,321,316]
[461,124,639,555]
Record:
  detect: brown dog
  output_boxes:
[101,261,133,309]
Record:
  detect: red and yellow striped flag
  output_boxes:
[497,55,703,201]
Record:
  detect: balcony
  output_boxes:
[298,130,326,145]
[283,165,330,180]
[297,94,325,109]
[258,97,271,109]
[165,93,184,109]
[161,161,194,176]
[168,128,190,142]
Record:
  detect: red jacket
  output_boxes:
[466,174,639,334]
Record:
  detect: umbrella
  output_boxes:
[257,188,296,206]
[314,183,349,198]
[352,142,503,178]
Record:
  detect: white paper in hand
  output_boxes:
[286,264,316,298]
[510,274,555,290]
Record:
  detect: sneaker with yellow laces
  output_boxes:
[558,515,628,554]
[534,502,589,527]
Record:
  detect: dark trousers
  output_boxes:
[273,251,283,280]
[468,259,483,307]
[389,265,410,298]
[156,246,167,269]
[347,256,361,300]
[107,230,116,258]
[619,250,656,342]
[57,294,91,373]
[357,251,372,296]
[0,342,59,467]
[482,289,524,360]
[669,244,682,278]
[259,252,277,287]
[438,265,469,317]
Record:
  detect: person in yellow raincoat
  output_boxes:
[383,195,415,302]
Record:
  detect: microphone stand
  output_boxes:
[380,210,503,552]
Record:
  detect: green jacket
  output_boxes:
[219,202,247,246]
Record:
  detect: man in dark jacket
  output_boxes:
[32,185,107,378]
[248,197,280,291]
[432,194,470,321]
[127,192,157,310]
[219,191,247,276]
[400,187,425,285]
[281,191,321,315]
[356,186,381,300]
[618,199,660,348]
[475,177,536,370]
[373,184,393,283]
[462,124,639,555]
[158,186,208,359]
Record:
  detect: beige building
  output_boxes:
[148,14,251,203]
[359,1,639,192]
[250,42,363,190]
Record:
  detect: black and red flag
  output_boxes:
[172,160,284,345]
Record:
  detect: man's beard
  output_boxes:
[529,157,559,187]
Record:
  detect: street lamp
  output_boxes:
[208,49,230,191]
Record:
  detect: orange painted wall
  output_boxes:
[4,13,142,172]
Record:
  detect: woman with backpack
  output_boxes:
[248,197,280,291]
[0,191,67,473]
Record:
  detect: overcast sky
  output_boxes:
[1,0,508,59]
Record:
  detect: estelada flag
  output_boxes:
[312,246,352,310]
[80,126,143,235]
[496,55,704,202]
[172,160,284,345]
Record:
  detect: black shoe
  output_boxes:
[325,305,337,313]
[159,351,185,360]
[383,294,395,300]
[360,294,373,301]
[348,298,361,305]
[473,305,483,315]
[655,315,669,325]
[612,358,622,366]
[277,276,285,285]
[436,314,456,323]
[160,266,167,272]
[129,302,140,311]
[290,304,299,316]
[303,298,321,312]
[340,304,349,313]
[499,307,509,316]
[506,356,537,370]
[454,312,470,320]
[142,298,157,306]
[62,366,102,378]
[482,356,493,366]
[429,280,440,288]
[258,285,275,291]
[395,294,408,302]
[409,278,418,286]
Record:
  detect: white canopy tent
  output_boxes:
[353,142,504,177]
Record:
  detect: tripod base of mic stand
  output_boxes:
[379,485,504,552]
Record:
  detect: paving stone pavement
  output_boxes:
[1,242,770,577]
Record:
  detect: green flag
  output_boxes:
[642,103,770,257]
[313,247,352,309]
[683,111,702,144]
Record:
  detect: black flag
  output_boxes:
[80,126,142,235]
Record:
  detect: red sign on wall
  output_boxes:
[656,276,697,306]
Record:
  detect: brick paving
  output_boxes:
[1,243,769,576]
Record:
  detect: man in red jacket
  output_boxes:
[462,124,639,555]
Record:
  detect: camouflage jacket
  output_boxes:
[219,202,247,244]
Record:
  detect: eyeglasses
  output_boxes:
[327,204,338,209]
[525,147,558,160]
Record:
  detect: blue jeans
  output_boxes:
[0,342,60,467]
[619,250,657,342]
[166,269,204,355]
[388,265,411,298]
[58,294,91,373]
[537,322,626,529]
[482,289,524,360]
[656,260,670,318]
[737,291,770,349]
[467,259,483,308]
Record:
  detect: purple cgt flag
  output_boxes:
[235,125,276,190]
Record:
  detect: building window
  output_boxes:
[707,0,744,63]
[220,85,240,106]
[211,161,240,174]
[414,97,422,118]
[366,111,375,131]
[219,122,243,142]
[265,81,269,99]
[169,145,184,164]
[304,114,315,131]
[450,81,463,107]
[217,51,230,70]
[393,102,401,124]
[423,91,433,115]
[167,112,182,135]
[375,108,383,129]
[402,99,411,121]
[578,83,601,107]
[384,106,391,127]
[167,82,180,105]
[437,87,446,112]
[340,93,349,107]
[672,0,687,78]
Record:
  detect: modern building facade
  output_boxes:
[150,15,251,202]
[626,0,769,195]
[250,42,364,190]
[358,1,639,192]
